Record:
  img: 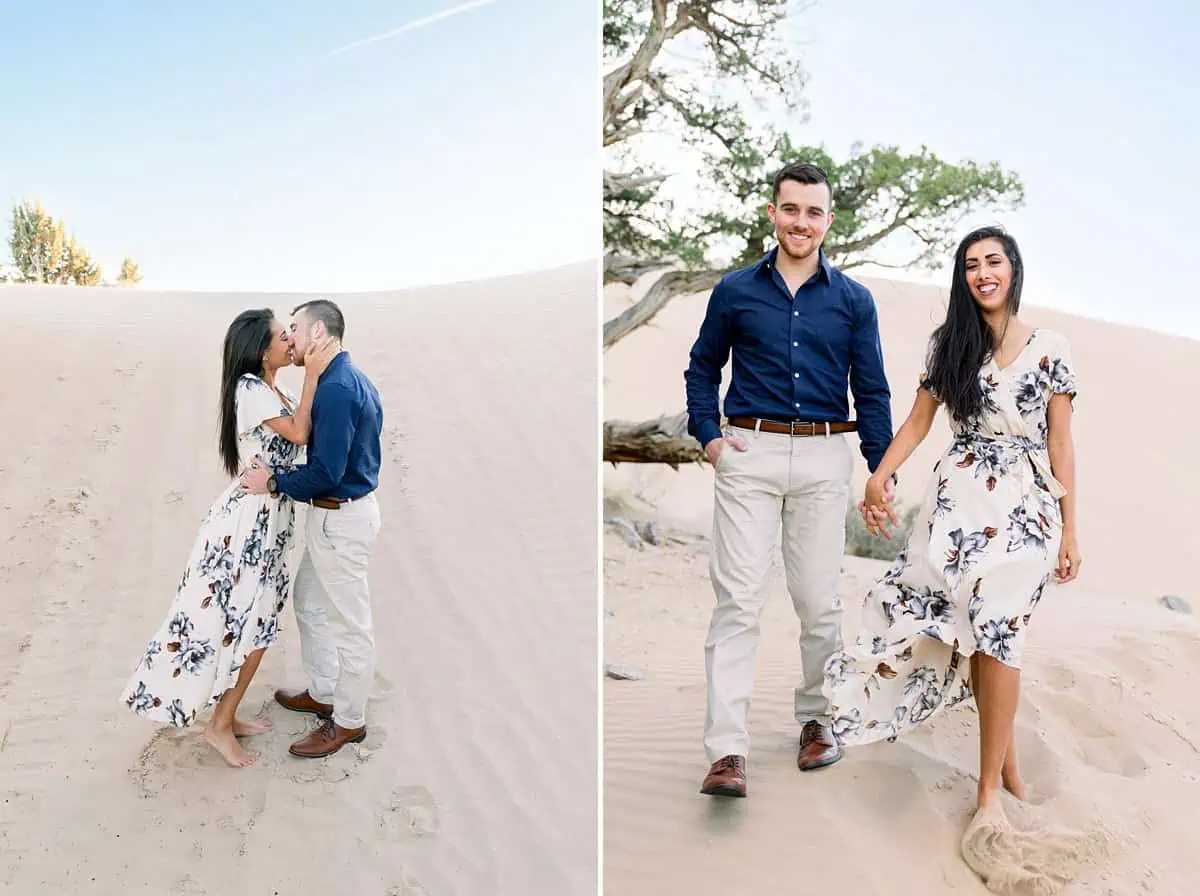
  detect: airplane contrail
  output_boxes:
[327,0,497,58]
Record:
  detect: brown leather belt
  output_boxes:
[726,416,857,436]
[310,492,373,510]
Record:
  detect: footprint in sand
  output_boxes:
[380,784,441,841]
[131,726,269,795]
[131,728,199,796]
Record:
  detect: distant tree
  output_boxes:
[7,200,105,286]
[117,256,143,286]
[602,0,1025,464]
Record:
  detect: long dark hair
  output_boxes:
[219,309,275,478]
[923,226,1024,424]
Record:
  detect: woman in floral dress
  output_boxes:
[120,308,335,768]
[822,227,1080,850]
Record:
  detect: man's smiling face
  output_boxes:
[767,178,834,262]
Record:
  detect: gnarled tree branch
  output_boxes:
[604,411,705,467]
[602,267,721,349]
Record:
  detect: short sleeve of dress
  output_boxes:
[918,334,940,401]
[1045,332,1078,403]
[235,375,284,436]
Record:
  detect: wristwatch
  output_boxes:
[267,473,279,496]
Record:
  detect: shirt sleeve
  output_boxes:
[846,289,894,473]
[236,375,284,436]
[684,278,732,449]
[273,383,357,501]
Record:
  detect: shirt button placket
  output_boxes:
[791,307,801,413]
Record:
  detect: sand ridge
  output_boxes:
[0,262,598,895]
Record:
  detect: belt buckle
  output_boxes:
[791,421,829,437]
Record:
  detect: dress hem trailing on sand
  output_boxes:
[822,328,1078,747]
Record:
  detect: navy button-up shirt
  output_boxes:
[684,248,893,472]
[275,351,383,502]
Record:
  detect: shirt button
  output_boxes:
[794,402,800,408]
[794,373,799,378]
[793,341,799,347]
[793,311,799,317]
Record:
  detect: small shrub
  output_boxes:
[844,498,919,560]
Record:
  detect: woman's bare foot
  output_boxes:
[233,717,274,737]
[204,726,259,768]
[1002,767,1027,801]
[976,783,1003,813]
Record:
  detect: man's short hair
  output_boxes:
[292,298,345,340]
[772,162,833,206]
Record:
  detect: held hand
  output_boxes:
[862,474,898,538]
[704,432,748,467]
[1055,534,1081,583]
[304,337,339,378]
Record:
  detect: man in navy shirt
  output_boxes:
[686,162,895,798]
[242,298,384,759]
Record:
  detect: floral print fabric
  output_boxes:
[823,328,1077,746]
[121,375,306,727]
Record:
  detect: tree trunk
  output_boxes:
[603,263,727,466]
[603,412,707,468]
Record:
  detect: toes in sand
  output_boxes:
[203,727,260,768]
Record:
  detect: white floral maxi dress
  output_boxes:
[120,374,306,727]
[823,328,1078,746]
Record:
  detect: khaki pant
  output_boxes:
[293,493,381,730]
[704,425,852,762]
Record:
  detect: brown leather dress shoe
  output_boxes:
[274,687,333,719]
[700,754,747,797]
[796,720,841,771]
[288,718,368,758]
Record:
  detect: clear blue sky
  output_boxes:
[0,1,597,292]
[794,0,1200,337]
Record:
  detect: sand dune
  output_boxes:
[603,273,1200,894]
[0,262,598,896]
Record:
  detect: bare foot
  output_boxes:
[1002,768,1027,801]
[976,784,1003,813]
[233,717,274,736]
[203,726,259,768]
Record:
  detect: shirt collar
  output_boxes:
[318,349,349,381]
[758,245,832,284]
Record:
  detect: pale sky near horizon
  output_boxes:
[0,1,597,293]
[632,0,1199,339]
[793,0,1199,339]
